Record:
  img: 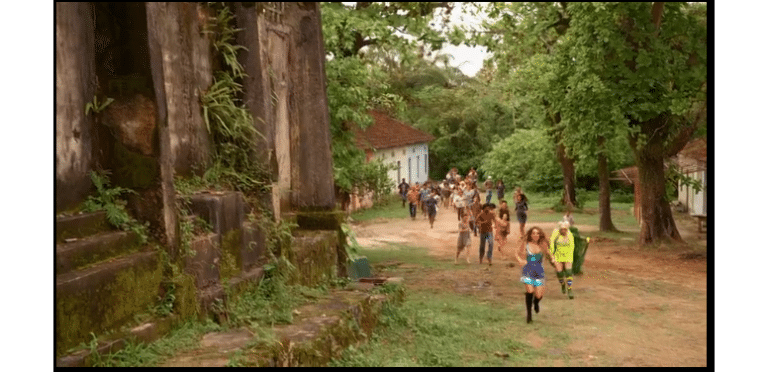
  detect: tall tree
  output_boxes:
[320,2,467,202]
[473,2,579,207]
[553,3,707,243]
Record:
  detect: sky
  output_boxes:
[436,2,491,77]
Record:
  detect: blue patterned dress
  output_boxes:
[520,243,545,287]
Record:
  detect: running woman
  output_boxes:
[516,226,556,323]
[549,221,576,299]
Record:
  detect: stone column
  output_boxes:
[146,2,180,256]
[289,3,335,211]
[55,2,96,212]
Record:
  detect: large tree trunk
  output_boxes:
[597,136,617,231]
[630,114,687,245]
[636,154,682,244]
[556,142,577,209]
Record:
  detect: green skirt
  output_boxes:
[570,227,589,275]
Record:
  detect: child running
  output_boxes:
[456,213,472,264]
[495,210,511,258]
[516,226,556,323]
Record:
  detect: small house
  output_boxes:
[611,137,707,230]
[673,138,707,217]
[355,110,435,188]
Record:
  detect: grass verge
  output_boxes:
[330,245,573,367]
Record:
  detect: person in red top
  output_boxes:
[475,203,497,266]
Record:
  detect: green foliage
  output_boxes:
[83,170,149,244]
[340,223,362,262]
[350,194,405,222]
[326,56,402,198]
[205,4,248,79]
[199,3,269,195]
[323,2,471,197]
[665,163,704,201]
[482,128,562,193]
[85,95,114,115]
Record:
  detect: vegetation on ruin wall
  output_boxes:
[56,259,164,357]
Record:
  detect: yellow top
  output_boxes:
[549,228,574,255]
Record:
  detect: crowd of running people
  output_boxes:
[396,167,579,323]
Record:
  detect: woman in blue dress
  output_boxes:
[515,226,557,323]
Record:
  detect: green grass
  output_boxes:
[90,319,223,367]
[350,194,410,222]
[360,243,473,271]
[330,290,551,367]
[331,244,573,367]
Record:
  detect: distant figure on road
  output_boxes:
[484,176,494,204]
[456,212,472,264]
[496,180,506,202]
[514,191,529,239]
[424,189,439,229]
[475,203,497,266]
[495,210,511,258]
[407,186,420,220]
[398,178,409,208]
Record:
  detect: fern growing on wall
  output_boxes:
[198,3,268,195]
[83,170,149,244]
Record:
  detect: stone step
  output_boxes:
[56,230,140,274]
[158,285,405,367]
[56,250,163,357]
[55,266,267,366]
[182,192,249,243]
[56,211,111,243]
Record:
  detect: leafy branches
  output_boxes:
[83,170,149,244]
[198,3,268,194]
[85,95,114,115]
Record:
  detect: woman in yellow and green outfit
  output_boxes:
[550,221,576,299]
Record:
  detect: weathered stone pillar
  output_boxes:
[289,3,335,211]
[146,2,180,257]
[56,2,96,213]
[148,2,212,176]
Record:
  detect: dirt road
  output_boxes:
[351,205,708,367]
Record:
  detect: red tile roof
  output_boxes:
[678,137,706,163]
[354,110,435,150]
[675,137,707,173]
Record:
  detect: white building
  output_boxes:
[355,110,435,191]
[674,138,707,216]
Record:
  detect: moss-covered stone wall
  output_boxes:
[290,230,339,287]
[56,252,163,357]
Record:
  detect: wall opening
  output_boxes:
[93,2,153,100]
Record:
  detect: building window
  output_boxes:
[408,158,411,183]
[397,160,401,182]
[391,151,395,157]
[416,155,420,179]
[403,149,406,155]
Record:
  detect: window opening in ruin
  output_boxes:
[93,3,153,99]
[265,2,285,25]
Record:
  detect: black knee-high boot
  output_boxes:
[533,296,542,313]
[525,292,533,323]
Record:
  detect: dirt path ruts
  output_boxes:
[351,205,707,367]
